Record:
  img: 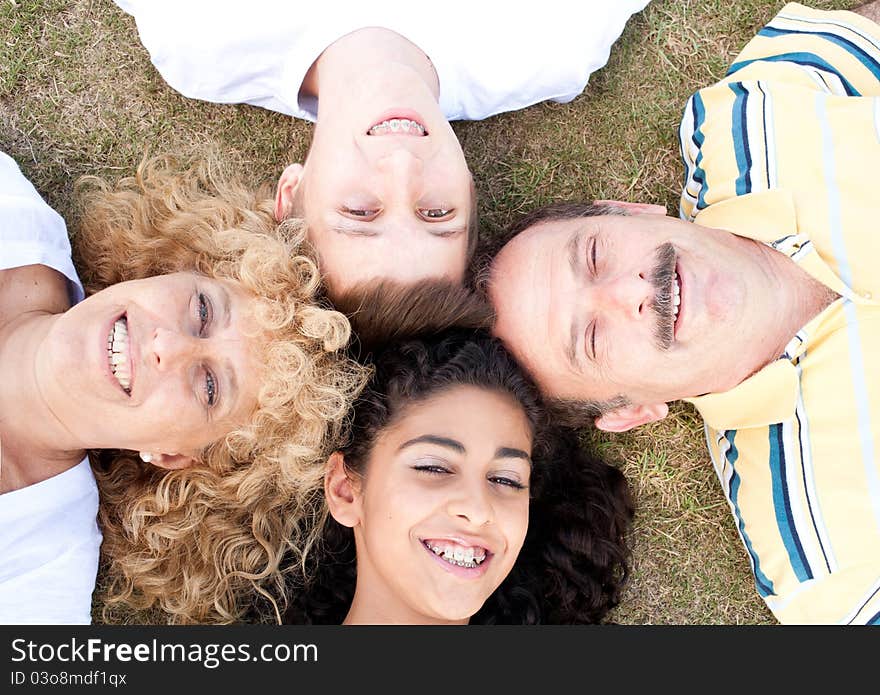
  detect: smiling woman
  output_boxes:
[0,150,369,624]
[278,331,634,625]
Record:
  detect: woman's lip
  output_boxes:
[420,540,493,580]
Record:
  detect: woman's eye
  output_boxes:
[197,293,212,336]
[419,207,452,219]
[204,369,217,407]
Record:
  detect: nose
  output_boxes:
[150,326,202,371]
[376,148,423,196]
[592,271,654,319]
[446,479,494,527]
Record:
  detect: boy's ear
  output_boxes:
[595,402,669,432]
[324,451,361,528]
[593,199,667,216]
[274,163,305,221]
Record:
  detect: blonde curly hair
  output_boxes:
[73,154,369,624]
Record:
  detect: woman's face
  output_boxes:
[35,271,263,458]
[348,385,533,623]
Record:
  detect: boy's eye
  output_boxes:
[419,207,453,219]
[343,207,378,218]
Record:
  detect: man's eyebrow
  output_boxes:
[398,435,466,454]
[495,447,532,464]
[566,228,580,275]
[565,229,582,370]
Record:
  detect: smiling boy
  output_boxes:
[113,0,649,298]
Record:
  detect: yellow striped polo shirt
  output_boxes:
[677,3,880,623]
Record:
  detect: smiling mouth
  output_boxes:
[672,265,682,328]
[367,117,427,136]
[422,539,489,569]
[107,315,132,395]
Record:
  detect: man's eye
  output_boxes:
[197,293,212,336]
[419,207,453,219]
[590,322,597,360]
[204,369,217,407]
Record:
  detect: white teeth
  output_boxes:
[368,118,426,135]
[672,272,681,318]
[425,542,487,568]
[108,317,132,394]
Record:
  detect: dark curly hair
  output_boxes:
[280,330,634,624]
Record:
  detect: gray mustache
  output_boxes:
[650,242,676,350]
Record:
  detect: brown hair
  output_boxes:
[332,278,494,355]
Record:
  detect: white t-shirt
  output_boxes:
[113,0,650,122]
[0,150,101,624]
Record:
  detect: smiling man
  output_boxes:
[113,0,649,298]
[490,2,880,624]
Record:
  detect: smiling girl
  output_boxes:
[281,331,633,624]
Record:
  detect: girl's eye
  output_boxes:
[419,207,452,219]
[197,293,212,336]
[413,463,451,476]
[204,369,217,407]
[589,236,598,275]
[489,475,527,490]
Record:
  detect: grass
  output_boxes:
[0,0,861,624]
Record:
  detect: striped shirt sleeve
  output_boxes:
[767,564,880,625]
[725,2,880,97]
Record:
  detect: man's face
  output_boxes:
[277,91,472,296]
[489,210,775,424]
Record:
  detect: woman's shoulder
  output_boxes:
[0,264,71,331]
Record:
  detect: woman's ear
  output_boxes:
[324,451,361,528]
[148,452,196,470]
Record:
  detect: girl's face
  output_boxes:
[342,385,533,624]
[35,271,263,460]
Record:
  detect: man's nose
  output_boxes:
[150,327,202,371]
[446,479,494,527]
[592,272,654,319]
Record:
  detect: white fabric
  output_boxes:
[0,151,84,303]
[114,0,651,122]
[0,150,100,624]
[0,460,100,624]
